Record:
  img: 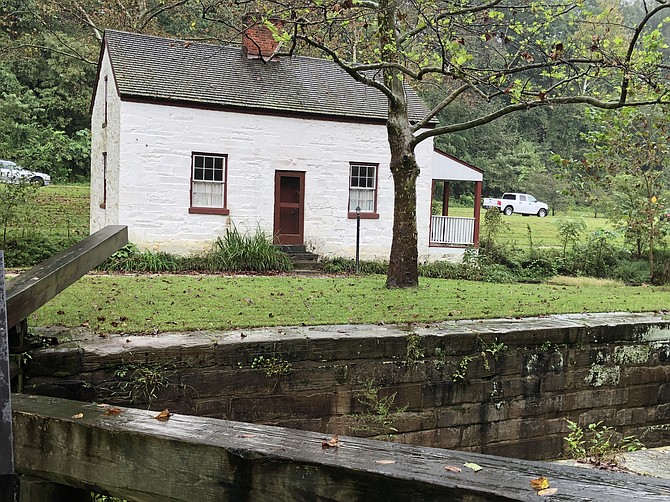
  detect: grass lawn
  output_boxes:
[28,274,670,334]
[6,183,89,239]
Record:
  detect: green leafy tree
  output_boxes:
[580,107,670,282]
[203,0,670,287]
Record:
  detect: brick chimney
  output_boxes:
[242,15,283,60]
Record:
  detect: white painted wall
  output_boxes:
[90,47,469,261]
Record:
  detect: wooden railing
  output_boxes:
[430,215,475,246]
[11,394,670,501]
[6,225,128,331]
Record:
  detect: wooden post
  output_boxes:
[442,181,450,217]
[0,252,18,502]
[473,181,482,247]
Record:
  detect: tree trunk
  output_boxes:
[384,80,420,288]
[386,132,420,288]
[379,0,419,288]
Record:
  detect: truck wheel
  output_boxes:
[537,208,547,218]
[503,206,513,216]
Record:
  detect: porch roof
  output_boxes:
[433,149,483,182]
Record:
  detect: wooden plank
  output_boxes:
[11,394,670,502]
[5,225,127,329]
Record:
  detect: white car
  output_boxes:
[0,160,51,186]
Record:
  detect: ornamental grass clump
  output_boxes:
[208,227,293,272]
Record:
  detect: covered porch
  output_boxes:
[429,149,483,248]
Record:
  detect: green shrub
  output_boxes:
[519,255,558,280]
[571,229,626,278]
[100,230,293,274]
[611,260,651,285]
[564,419,644,467]
[2,234,77,267]
[418,258,520,283]
[98,244,179,273]
[321,257,388,274]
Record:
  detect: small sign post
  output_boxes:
[0,251,17,502]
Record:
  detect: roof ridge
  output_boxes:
[104,29,363,66]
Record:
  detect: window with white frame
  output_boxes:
[349,163,377,214]
[190,153,228,214]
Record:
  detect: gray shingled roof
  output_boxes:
[103,30,431,123]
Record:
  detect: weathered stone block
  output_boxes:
[578,408,617,428]
[481,435,565,461]
[180,368,276,398]
[27,347,83,377]
[194,397,229,417]
[392,427,460,450]
[567,388,627,410]
[230,392,336,422]
[627,384,661,407]
[282,364,350,392]
[616,407,647,426]
[386,410,436,434]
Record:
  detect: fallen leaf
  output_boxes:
[530,477,550,491]
[154,409,172,421]
[71,413,84,419]
[237,434,257,438]
[321,435,339,449]
[103,407,123,416]
[375,459,396,465]
[538,488,558,496]
[444,465,462,473]
[463,462,483,472]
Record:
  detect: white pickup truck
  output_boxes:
[482,193,548,217]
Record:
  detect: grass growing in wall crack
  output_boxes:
[347,380,408,439]
[96,363,178,408]
[564,419,645,467]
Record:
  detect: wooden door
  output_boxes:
[273,171,304,245]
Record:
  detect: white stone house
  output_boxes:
[90,28,482,262]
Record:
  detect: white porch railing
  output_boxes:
[430,215,475,245]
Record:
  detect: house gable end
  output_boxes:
[90,37,121,116]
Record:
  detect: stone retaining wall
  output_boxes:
[23,313,670,460]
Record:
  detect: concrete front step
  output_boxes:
[276,245,321,270]
[292,260,322,271]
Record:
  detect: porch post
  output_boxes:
[442,182,450,217]
[473,181,482,247]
